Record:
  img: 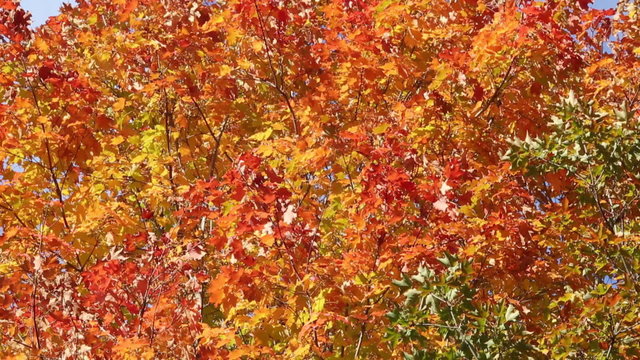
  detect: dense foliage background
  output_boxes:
[1,0,640,358]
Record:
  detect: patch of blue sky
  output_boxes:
[593,0,618,9]
[21,0,68,27]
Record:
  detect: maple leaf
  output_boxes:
[578,0,594,10]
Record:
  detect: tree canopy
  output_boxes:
[1,0,640,358]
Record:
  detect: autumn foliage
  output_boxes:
[1,0,640,358]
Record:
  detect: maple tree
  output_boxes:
[1,0,640,358]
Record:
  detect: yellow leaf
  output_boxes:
[34,38,50,52]
[219,65,232,77]
[111,136,125,145]
[95,51,113,70]
[587,58,614,74]
[252,40,264,52]
[291,344,311,358]
[114,98,126,111]
[131,153,147,163]
[260,234,275,246]
[373,123,390,134]
[87,14,98,25]
[227,28,241,45]
[381,62,398,76]
[429,62,452,91]
[312,290,327,312]
[238,58,252,70]
[7,354,28,360]
[256,143,274,156]
[0,260,18,275]
[249,128,273,141]
[202,14,225,32]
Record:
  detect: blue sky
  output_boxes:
[22,0,68,26]
[593,0,618,8]
[22,0,620,27]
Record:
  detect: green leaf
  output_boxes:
[393,274,413,289]
[386,308,401,322]
[505,304,519,323]
[404,289,421,306]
